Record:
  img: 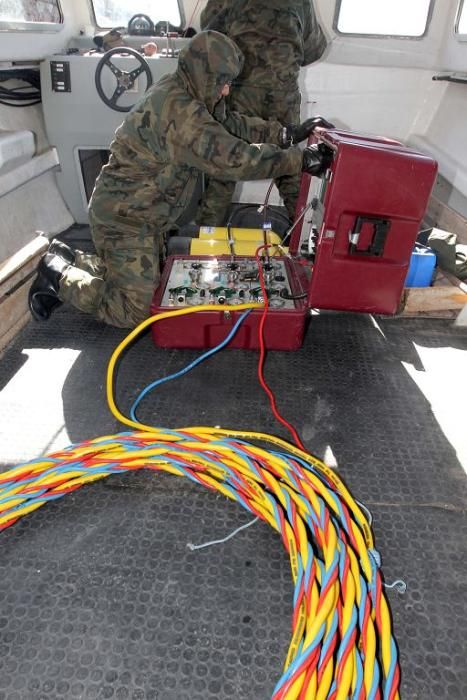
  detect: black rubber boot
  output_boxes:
[48,239,76,265]
[28,253,70,321]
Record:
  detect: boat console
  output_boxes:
[40,37,187,222]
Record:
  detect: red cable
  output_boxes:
[255,244,306,451]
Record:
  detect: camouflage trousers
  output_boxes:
[197,84,301,226]
[58,213,163,328]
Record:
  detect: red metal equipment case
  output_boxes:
[302,129,438,314]
[150,129,437,351]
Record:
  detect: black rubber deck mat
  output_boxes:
[0,306,466,699]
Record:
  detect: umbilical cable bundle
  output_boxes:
[0,296,401,699]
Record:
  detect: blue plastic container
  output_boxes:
[405,244,437,287]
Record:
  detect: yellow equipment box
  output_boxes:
[190,226,285,256]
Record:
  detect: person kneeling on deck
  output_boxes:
[29,31,327,329]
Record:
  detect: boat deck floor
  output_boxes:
[0,226,466,699]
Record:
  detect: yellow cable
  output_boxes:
[106,304,262,433]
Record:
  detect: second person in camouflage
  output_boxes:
[197,0,328,225]
[29,31,318,328]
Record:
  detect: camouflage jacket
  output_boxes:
[90,31,301,230]
[200,0,327,87]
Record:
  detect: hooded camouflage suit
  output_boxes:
[58,31,302,328]
[197,0,327,224]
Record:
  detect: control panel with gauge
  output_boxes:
[151,255,310,351]
[158,257,299,310]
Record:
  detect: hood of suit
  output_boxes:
[176,30,244,113]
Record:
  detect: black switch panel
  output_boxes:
[50,61,71,92]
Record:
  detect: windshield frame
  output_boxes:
[89,0,185,31]
[456,0,467,38]
[0,0,64,33]
[333,0,435,40]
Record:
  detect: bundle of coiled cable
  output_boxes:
[0,254,401,698]
[0,426,399,699]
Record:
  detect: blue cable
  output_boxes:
[130,309,253,421]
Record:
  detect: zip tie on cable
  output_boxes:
[369,547,382,568]
[187,516,259,551]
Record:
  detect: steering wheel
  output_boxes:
[127,13,155,36]
[95,47,153,112]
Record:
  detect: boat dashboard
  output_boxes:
[41,37,186,222]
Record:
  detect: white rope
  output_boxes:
[187,517,259,551]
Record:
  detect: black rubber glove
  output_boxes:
[302,143,334,177]
[282,116,335,147]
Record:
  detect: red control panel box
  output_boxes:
[151,129,437,350]
[151,255,310,351]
